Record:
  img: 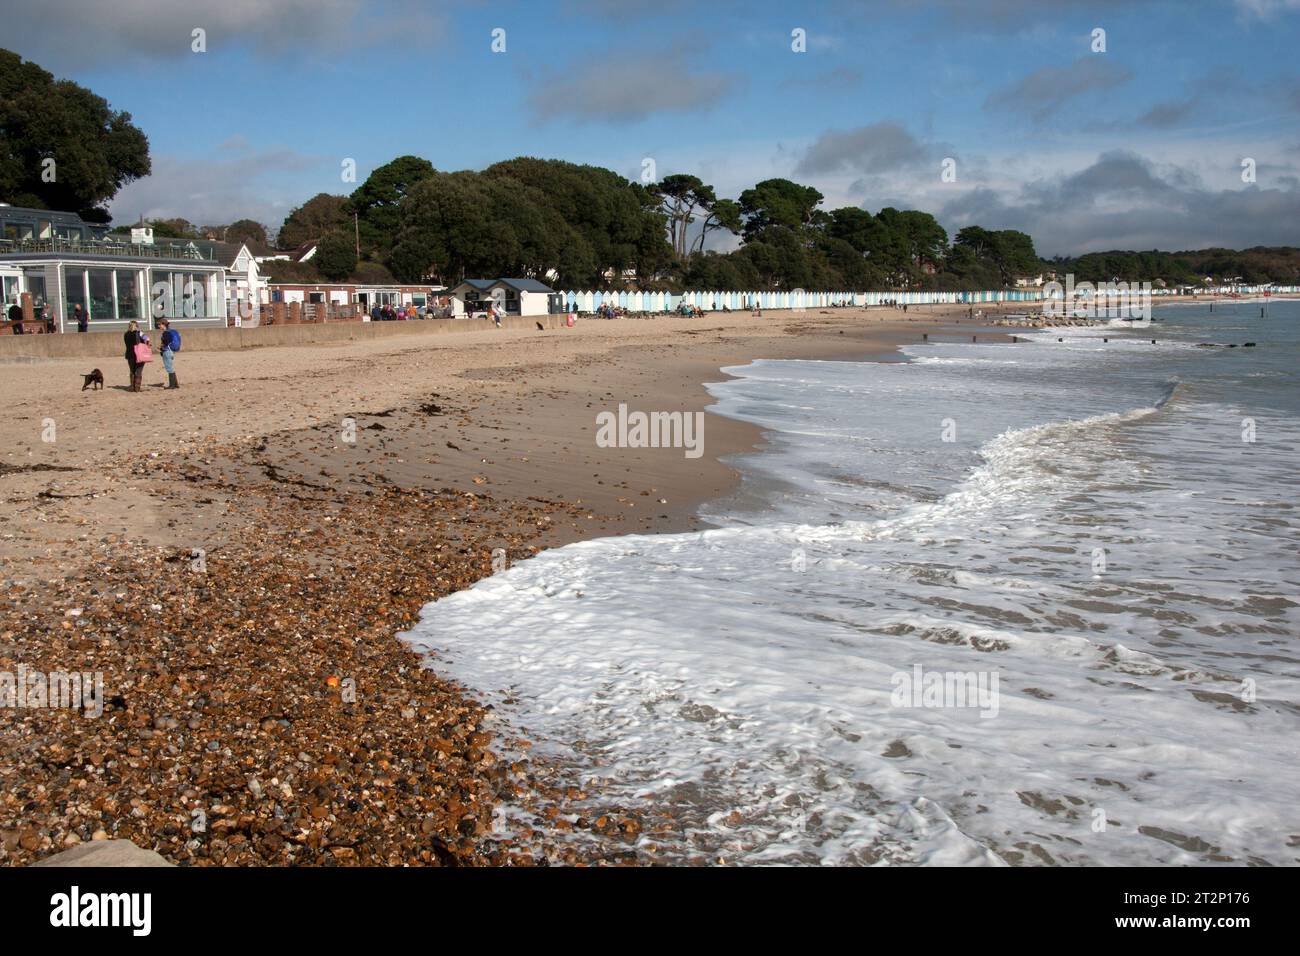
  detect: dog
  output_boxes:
[535,322,544,331]
[81,368,104,391]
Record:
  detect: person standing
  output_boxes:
[73,303,88,332]
[123,320,145,392]
[158,318,180,389]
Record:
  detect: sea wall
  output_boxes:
[0,314,569,360]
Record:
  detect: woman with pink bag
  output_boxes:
[123,320,152,392]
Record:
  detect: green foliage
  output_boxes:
[738,179,825,241]
[224,218,268,246]
[278,193,349,250]
[259,259,321,284]
[390,158,670,287]
[650,173,716,259]
[350,260,394,284]
[953,226,1040,286]
[314,230,358,281]
[0,49,150,218]
[348,155,436,257]
[1047,247,1300,286]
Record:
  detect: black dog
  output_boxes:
[81,368,104,391]
[536,322,544,331]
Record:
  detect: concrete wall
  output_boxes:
[0,314,569,360]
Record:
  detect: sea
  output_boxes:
[400,299,1300,866]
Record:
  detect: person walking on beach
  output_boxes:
[73,303,88,332]
[123,320,147,392]
[489,302,502,328]
[158,317,181,389]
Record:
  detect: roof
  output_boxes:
[455,277,555,293]
[496,277,554,293]
[207,240,251,268]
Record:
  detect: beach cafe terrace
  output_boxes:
[0,206,227,333]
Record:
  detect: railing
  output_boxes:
[0,237,215,261]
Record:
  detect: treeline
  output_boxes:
[1051,247,1300,286]
[262,156,1045,290]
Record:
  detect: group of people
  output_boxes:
[368,298,455,322]
[122,318,181,392]
[595,302,627,319]
[369,303,422,321]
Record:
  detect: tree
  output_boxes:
[737,179,824,241]
[348,155,436,256]
[0,50,150,217]
[693,198,742,253]
[649,174,717,260]
[826,207,877,253]
[988,230,1040,285]
[953,226,1041,286]
[314,230,358,281]
[278,193,349,250]
[484,157,665,283]
[224,219,268,246]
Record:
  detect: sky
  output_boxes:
[5,0,1300,257]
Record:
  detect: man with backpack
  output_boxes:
[158,318,182,389]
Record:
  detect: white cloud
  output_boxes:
[108,143,328,231]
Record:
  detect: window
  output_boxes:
[23,271,46,309]
[2,275,18,304]
[308,292,325,304]
[64,268,87,318]
[181,273,210,316]
[116,270,142,320]
[150,269,174,318]
[87,269,114,320]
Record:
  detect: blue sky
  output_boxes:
[7,0,1300,255]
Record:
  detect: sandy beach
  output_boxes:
[0,303,1017,865]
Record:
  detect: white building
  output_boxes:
[0,206,227,330]
[445,278,560,318]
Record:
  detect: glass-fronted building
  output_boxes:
[0,206,227,331]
